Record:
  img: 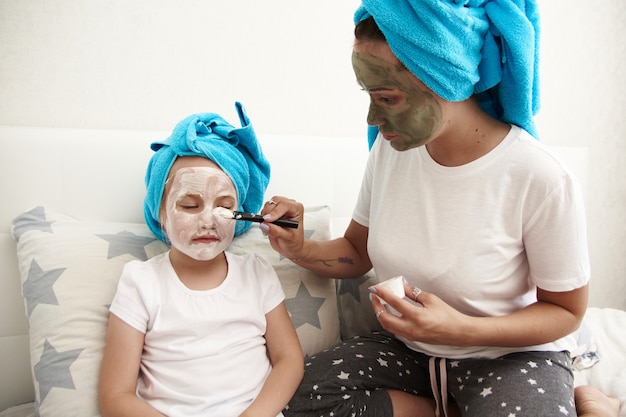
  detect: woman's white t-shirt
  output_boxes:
[110,251,285,417]
[353,125,590,359]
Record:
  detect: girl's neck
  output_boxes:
[168,249,228,291]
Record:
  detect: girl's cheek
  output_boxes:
[166,211,196,240]
[214,215,234,232]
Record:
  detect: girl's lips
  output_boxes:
[193,236,219,244]
[382,134,398,141]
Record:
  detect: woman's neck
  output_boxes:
[425,100,510,166]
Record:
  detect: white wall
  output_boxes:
[1,0,624,309]
[535,1,626,310]
[0,0,366,135]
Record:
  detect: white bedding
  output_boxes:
[573,308,626,415]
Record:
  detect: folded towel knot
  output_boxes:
[144,102,270,241]
[356,0,540,148]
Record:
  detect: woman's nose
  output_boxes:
[367,102,384,126]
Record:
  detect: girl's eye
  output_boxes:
[178,204,200,211]
[177,195,203,211]
[216,196,237,211]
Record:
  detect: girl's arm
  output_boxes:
[98,313,165,417]
[239,302,304,417]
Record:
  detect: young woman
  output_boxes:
[260,2,620,416]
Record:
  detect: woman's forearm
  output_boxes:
[459,287,588,348]
[292,236,372,279]
[458,303,579,347]
[290,220,372,279]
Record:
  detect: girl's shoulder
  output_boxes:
[225,251,276,275]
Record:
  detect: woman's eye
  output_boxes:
[371,93,397,106]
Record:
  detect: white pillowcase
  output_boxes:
[12,205,339,417]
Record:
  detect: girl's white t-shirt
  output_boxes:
[353,125,590,359]
[110,251,285,417]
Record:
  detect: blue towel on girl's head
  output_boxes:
[144,102,271,241]
[356,0,541,149]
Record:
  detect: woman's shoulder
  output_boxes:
[495,128,585,210]
[507,127,576,180]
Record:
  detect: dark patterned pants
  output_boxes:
[284,332,575,417]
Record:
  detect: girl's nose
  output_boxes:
[199,208,216,229]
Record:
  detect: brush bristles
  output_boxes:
[213,207,234,219]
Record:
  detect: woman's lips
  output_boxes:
[382,134,398,141]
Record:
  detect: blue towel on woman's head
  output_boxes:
[145,102,271,241]
[355,0,541,149]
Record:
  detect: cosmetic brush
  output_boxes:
[214,207,299,229]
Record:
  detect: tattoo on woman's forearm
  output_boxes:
[316,257,354,267]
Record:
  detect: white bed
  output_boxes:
[1,126,624,416]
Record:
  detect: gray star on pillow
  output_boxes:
[34,339,83,402]
[11,206,53,242]
[337,275,371,302]
[97,231,159,260]
[285,282,326,329]
[23,259,65,317]
[302,228,316,240]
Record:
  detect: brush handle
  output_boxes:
[271,218,300,229]
[232,211,299,229]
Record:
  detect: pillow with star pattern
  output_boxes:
[335,268,383,340]
[11,205,339,417]
[227,205,341,357]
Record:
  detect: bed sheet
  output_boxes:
[573,307,626,416]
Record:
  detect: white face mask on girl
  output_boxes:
[163,166,237,261]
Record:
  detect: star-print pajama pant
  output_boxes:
[283,332,576,417]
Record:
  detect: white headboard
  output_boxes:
[0,127,370,235]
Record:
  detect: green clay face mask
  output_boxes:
[352,48,443,151]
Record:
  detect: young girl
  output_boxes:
[98,104,303,417]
